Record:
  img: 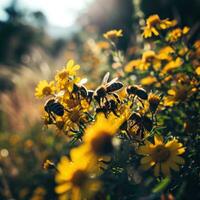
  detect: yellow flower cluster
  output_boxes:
[34,14,200,200]
[35,59,92,135]
[103,29,123,40]
[142,14,177,38]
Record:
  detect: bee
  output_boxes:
[96,99,119,117]
[120,112,153,141]
[126,85,148,100]
[44,98,65,121]
[72,78,94,103]
[94,72,123,106]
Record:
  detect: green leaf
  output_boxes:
[152,177,170,193]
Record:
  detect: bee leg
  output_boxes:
[111,93,120,103]
[138,98,144,108]
[84,112,94,121]
[104,96,109,105]
[130,96,136,108]
[112,109,120,117]
[64,108,71,113]
[49,112,56,121]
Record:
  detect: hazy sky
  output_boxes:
[0,0,93,27]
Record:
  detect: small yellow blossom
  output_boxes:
[148,93,161,113]
[166,27,190,43]
[103,29,123,40]
[124,59,141,72]
[161,57,183,74]
[55,60,80,91]
[137,134,185,177]
[157,46,174,60]
[35,80,55,98]
[142,15,176,38]
[140,76,157,85]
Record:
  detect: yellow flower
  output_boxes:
[158,46,174,59]
[35,80,55,98]
[56,59,80,80]
[166,27,190,43]
[83,114,123,156]
[124,59,141,73]
[163,83,194,107]
[55,60,80,90]
[140,76,157,85]
[55,156,101,200]
[166,28,182,43]
[148,93,161,113]
[142,15,176,38]
[138,50,161,71]
[103,29,123,40]
[63,106,89,133]
[161,57,183,74]
[137,134,185,177]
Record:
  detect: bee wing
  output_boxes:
[79,78,88,85]
[106,77,119,86]
[102,72,110,84]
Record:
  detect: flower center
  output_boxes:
[69,110,81,123]
[91,132,113,156]
[71,170,87,187]
[147,15,160,27]
[59,71,68,80]
[152,145,170,163]
[42,87,52,95]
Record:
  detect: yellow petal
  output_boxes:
[55,183,71,194]
[154,134,163,145]
[66,59,74,69]
[176,147,186,155]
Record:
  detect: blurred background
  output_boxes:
[0,0,200,199]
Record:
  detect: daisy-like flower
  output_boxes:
[124,59,141,73]
[148,93,161,113]
[35,80,55,98]
[63,105,89,133]
[83,113,123,156]
[55,59,80,91]
[137,134,185,177]
[103,29,123,40]
[140,76,157,86]
[55,156,101,200]
[161,57,183,74]
[139,50,161,71]
[166,27,190,43]
[142,15,177,38]
[163,82,196,107]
